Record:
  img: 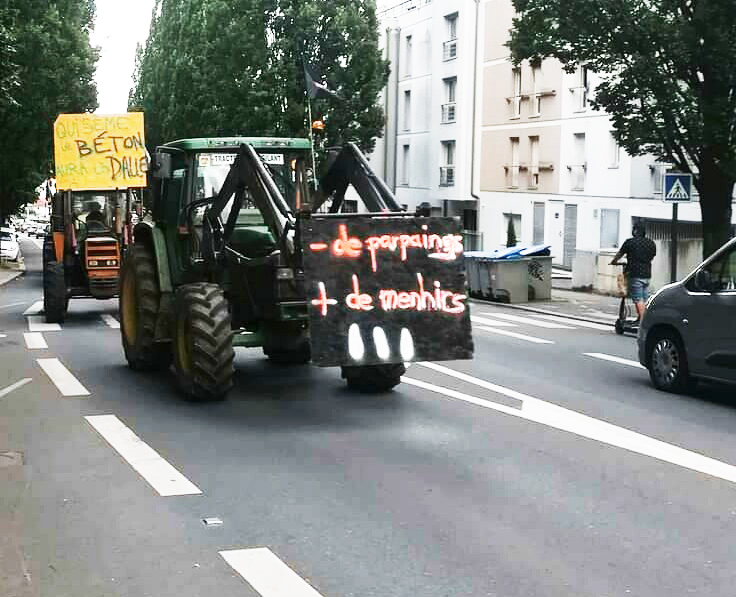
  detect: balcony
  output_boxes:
[443,39,457,61]
[440,166,455,187]
[441,102,456,124]
[568,164,586,191]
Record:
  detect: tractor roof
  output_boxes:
[160,137,311,152]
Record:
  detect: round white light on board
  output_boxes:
[372,327,391,360]
[348,323,365,361]
[399,328,415,361]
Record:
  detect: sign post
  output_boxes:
[662,172,693,282]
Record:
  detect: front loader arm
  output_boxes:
[310,142,403,214]
[202,144,293,263]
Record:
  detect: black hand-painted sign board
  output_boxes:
[300,215,474,367]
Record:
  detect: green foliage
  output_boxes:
[509,0,736,257]
[130,0,388,157]
[0,0,98,217]
[506,216,517,248]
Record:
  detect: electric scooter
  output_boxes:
[614,264,639,335]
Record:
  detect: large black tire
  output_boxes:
[341,363,406,392]
[173,283,234,401]
[119,244,171,371]
[43,261,67,323]
[42,235,54,269]
[647,329,694,394]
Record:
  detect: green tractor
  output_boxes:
[120,137,418,400]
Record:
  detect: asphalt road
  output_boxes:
[2,238,736,597]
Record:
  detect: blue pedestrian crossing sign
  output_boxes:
[663,173,693,202]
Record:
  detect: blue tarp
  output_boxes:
[465,244,551,260]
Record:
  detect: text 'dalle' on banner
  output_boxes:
[54,113,148,190]
[300,215,474,367]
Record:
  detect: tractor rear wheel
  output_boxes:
[173,283,234,401]
[43,261,67,323]
[341,363,406,392]
[120,244,171,371]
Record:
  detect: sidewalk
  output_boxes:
[0,262,25,287]
[474,288,622,325]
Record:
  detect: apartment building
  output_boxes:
[477,0,728,289]
[371,0,482,247]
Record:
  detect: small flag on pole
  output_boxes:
[303,63,337,99]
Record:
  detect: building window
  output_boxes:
[528,136,539,188]
[508,137,520,188]
[600,209,620,248]
[400,145,410,186]
[609,132,619,168]
[403,90,411,131]
[443,13,458,61]
[504,213,522,247]
[651,163,672,195]
[571,66,588,111]
[441,77,456,123]
[569,133,586,191]
[530,66,542,116]
[440,141,455,186]
[510,67,522,118]
[404,35,412,77]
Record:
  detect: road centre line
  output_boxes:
[584,352,645,369]
[0,378,33,399]
[22,300,44,315]
[37,358,90,397]
[525,313,613,331]
[26,316,61,332]
[219,548,324,597]
[477,312,576,329]
[408,362,736,484]
[470,315,518,327]
[476,326,554,344]
[24,332,47,349]
[85,415,202,497]
[100,314,120,329]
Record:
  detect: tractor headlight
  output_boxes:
[276,268,294,280]
[88,260,98,266]
[106,260,117,266]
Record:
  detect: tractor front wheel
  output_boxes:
[173,283,234,401]
[119,244,171,371]
[341,363,406,392]
[43,261,67,323]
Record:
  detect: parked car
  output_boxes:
[0,227,20,261]
[638,237,736,392]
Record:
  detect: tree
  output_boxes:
[508,0,736,258]
[130,0,388,157]
[0,0,98,217]
[506,216,517,247]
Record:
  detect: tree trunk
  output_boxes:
[698,161,734,260]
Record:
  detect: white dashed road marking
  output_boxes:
[37,358,90,396]
[409,362,736,484]
[26,316,61,332]
[0,301,27,311]
[85,415,202,497]
[584,352,645,369]
[31,238,44,249]
[23,300,44,315]
[476,326,554,344]
[219,548,324,597]
[101,314,120,329]
[24,332,47,349]
[470,315,518,327]
[526,313,613,331]
[0,378,33,399]
[478,312,576,329]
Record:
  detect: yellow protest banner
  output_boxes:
[54,113,148,190]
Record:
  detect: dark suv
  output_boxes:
[638,237,736,392]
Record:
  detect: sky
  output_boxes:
[89,0,157,113]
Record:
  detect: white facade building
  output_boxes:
[371,0,482,247]
[476,0,735,291]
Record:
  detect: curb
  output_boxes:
[470,298,616,327]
